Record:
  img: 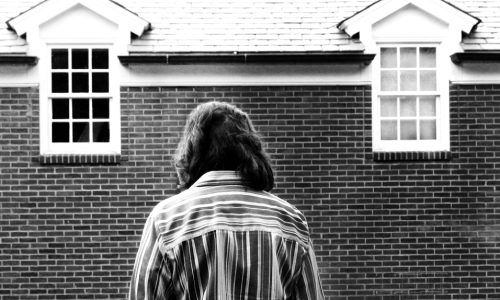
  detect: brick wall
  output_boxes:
[1,85,499,299]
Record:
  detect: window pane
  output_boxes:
[420,47,436,68]
[420,120,436,140]
[400,96,417,117]
[92,98,109,119]
[380,97,397,117]
[52,123,69,142]
[381,70,397,91]
[420,70,437,91]
[72,73,89,93]
[93,122,110,142]
[420,96,436,116]
[381,120,397,140]
[73,122,90,142]
[72,49,89,69]
[52,73,69,93]
[52,99,69,119]
[73,99,89,119]
[400,47,416,68]
[52,49,68,69]
[92,73,109,93]
[400,71,417,91]
[400,120,417,140]
[92,49,109,69]
[381,48,397,68]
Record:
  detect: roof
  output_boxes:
[0,0,499,54]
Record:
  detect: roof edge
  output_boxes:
[0,55,38,65]
[118,52,376,66]
[338,0,382,30]
[451,51,500,64]
[440,0,481,25]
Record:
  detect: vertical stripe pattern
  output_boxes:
[129,171,324,299]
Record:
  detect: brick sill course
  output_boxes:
[373,151,452,162]
[36,154,124,165]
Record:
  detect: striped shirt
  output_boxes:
[129,171,324,300]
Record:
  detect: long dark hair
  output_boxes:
[174,101,274,191]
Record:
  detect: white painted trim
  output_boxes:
[0,83,39,87]
[373,37,444,43]
[119,63,373,87]
[42,38,118,45]
[340,0,478,37]
[372,43,450,152]
[40,44,121,156]
[450,61,500,85]
[451,80,500,85]
[4,63,500,87]
[119,81,373,87]
[8,0,149,38]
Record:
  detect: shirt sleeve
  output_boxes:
[294,239,325,300]
[129,214,173,300]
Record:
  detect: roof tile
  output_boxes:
[0,0,499,53]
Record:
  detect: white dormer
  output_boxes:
[8,0,150,55]
[339,0,479,53]
[339,0,480,154]
[7,0,150,157]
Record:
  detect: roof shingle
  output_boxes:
[0,0,499,54]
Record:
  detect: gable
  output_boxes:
[339,0,479,39]
[338,0,480,53]
[7,0,150,42]
[373,3,448,40]
[40,4,118,40]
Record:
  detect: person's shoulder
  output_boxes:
[257,191,312,244]
[149,188,195,219]
[261,191,306,218]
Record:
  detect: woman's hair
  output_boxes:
[174,101,274,191]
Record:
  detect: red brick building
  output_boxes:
[1,0,499,299]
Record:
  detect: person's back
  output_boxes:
[131,171,323,299]
[129,102,324,299]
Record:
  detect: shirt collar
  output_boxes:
[191,171,244,188]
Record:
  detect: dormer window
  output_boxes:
[6,0,150,158]
[338,0,480,155]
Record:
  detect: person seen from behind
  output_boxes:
[129,101,324,299]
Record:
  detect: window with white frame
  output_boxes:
[46,46,118,154]
[373,44,449,152]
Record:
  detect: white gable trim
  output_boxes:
[7,0,150,38]
[339,0,479,37]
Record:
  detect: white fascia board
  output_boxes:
[7,0,74,36]
[339,0,479,37]
[8,0,150,38]
[451,61,500,84]
[79,0,150,37]
[339,0,410,36]
[119,63,372,87]
[411,0,479,34]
